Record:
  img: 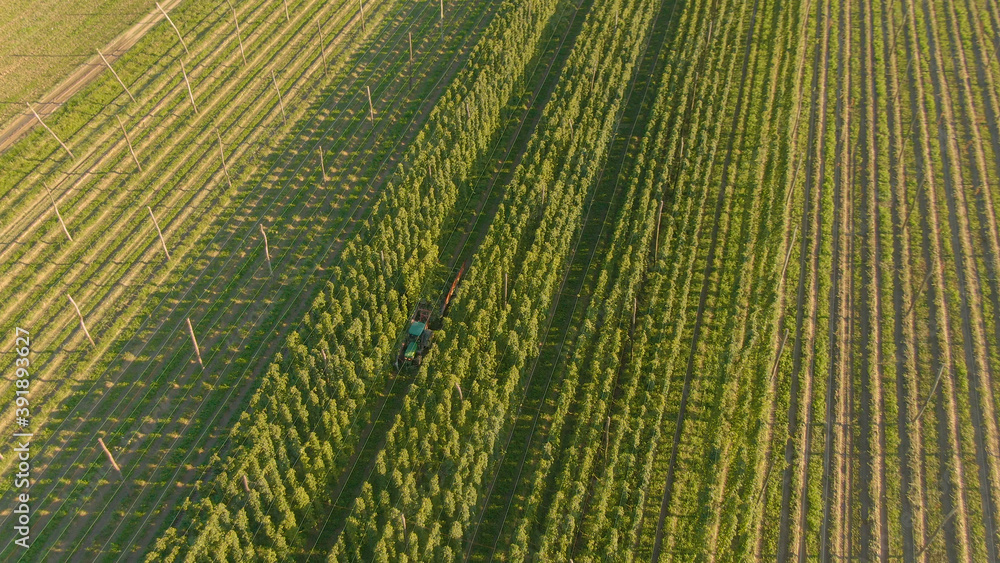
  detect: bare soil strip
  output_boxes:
[818,0,850,557]
[774,0,830,558]
[881,0,927,557]
[921,0,1000,557]
[903,0,974,557]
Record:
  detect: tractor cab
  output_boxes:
[396,302,433,369]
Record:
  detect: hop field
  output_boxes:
[1,0,999,560]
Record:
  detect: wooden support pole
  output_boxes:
[903,180,920,226]
[455,382,463,401]
[271,69,286,123]
[318,147,327,180]
[911,365,947,424]
[904,271,933,319]
[406,32,413,88]
[116,115,141,171]
[67,294,95,347]
[44,183,72,242]
[180,59,198,114]
[366,85,375,123]
[317,22,328,74]
[408,32,413,86]
[215,128,231,188]
[227,0,246,66]
[260,224,272,273]
[98,438,122,472]
[156,2,188,54]
[915,509,958,559]
[769,328,790,381]
[26,103,74,160]
[186,317,203,368]
[504,271,508,302]
[359,0,366,32]
[97,49,135,102]
[778,225,798,284]
[632,297,637,327]
[440,0,444,20]
[147,205,170,260]
[242,474,251,493]
[282,0,290,22]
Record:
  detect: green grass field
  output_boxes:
[0,0,152,127]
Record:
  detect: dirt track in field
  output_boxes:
[0,0,182,154]
[775,0,829,558]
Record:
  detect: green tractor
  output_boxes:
[394,262,467,370]
[395,301,433,369]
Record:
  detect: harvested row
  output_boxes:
[0,0,504,558]
[34,0,504,558]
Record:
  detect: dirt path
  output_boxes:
[880,0,927,557]
[856,0,891,557]
[920,0,1000,557]
[0,0,183,154]
[903,0,973,557]
[774,0,830,558]
[818,0,850,557]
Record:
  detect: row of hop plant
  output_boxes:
[0,0,446,556]
[513,0,749,555]
[145,0,567,558]
[322,0,678,557]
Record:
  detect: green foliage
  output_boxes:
[145,0,566,557]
